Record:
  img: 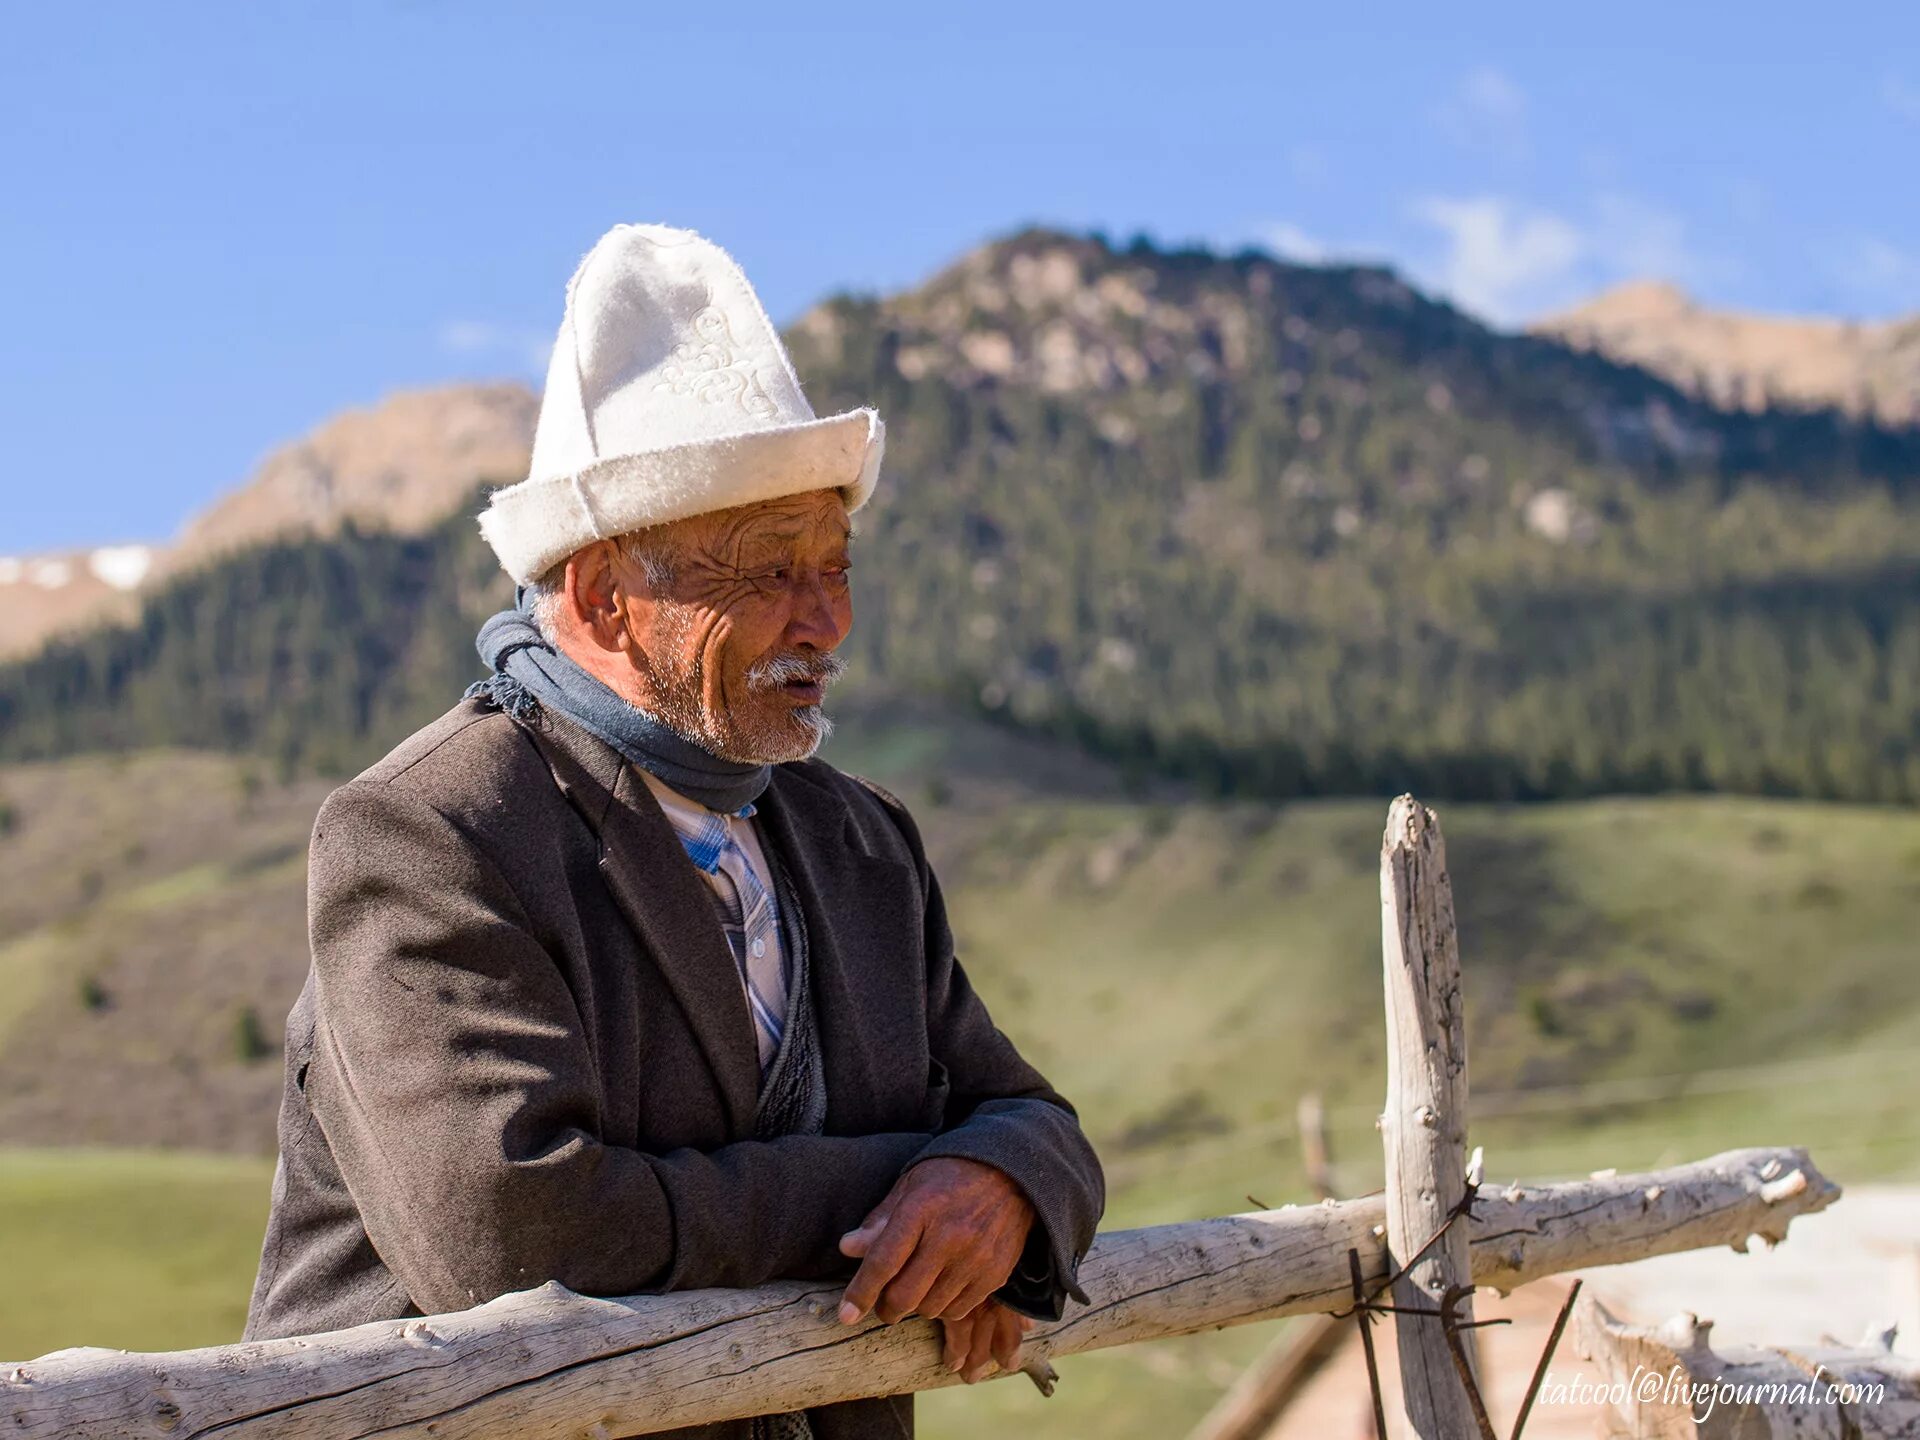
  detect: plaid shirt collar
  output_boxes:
[641,770,758,873]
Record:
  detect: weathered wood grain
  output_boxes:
[1380,794,1483,1438]
[2,1147,1837,1439]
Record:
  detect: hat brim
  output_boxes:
[479,406,883,584]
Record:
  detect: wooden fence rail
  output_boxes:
[4,1147,1836,1439]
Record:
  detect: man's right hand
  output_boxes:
[939,1299,1035,1383]
[836,1155,1035,1325]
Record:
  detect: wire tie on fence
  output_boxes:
[1508,1278,1582,1440]
[1440,1283,1501,1440]
[1348,1247,1390,1440]
[1333,1176,1482,1320]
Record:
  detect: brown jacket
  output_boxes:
[243,697,1104,1438]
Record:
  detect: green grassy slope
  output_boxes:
[0,1148,274,1357]
[916,791,1920,1217]
[0,753,333,1151]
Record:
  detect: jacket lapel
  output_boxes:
[754,767,926,1135]
[512,706,926,1139]
[512,710,762,1137]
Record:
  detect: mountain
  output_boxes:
[4,226,1920,801]
[0,384,536,660]
[0,547,155,662]
[785,229,1920,801]
[166,382,537,565]
[1534,281,1920,425]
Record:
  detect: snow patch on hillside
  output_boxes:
[89,545,155,591]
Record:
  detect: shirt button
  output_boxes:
[751,937,766,958]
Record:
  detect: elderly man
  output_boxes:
[242,223,1105,1440]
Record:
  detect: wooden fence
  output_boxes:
[2,797,1843,1438]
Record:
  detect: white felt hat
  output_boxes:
[478,223,885,583]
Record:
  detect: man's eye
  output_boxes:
[750,564,847,585]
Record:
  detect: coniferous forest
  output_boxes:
[4,228,1918,803]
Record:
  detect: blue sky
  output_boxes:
[4,1,1917,553]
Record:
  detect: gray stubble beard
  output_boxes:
[647,610,850,765]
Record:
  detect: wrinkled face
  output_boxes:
[554,487,855,764]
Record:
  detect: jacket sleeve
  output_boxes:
[302,778,932,1318]
[855,779,1107,1320]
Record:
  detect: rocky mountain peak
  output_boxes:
[0,383,537,659]
[1533,284,1920,424]
[168,382,538,571]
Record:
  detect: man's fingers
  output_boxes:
[962,1307,998,1383]
[989,1306,1025,1374]
[915,1266,973,1322]
[837,1193,897,1258]
[874,1247,947,1324]
[837,1190,899,1258]
[838,1213,924,1324]
[939,1314,971,1373]
[946,1273,1000,1327]
[837,1213,888,1259]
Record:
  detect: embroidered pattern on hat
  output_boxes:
[654,305,780,421]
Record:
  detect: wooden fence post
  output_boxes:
[1299,1091,1334,1203]
[1380,795,1481,1438]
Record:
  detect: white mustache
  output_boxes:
[745,649,848,691]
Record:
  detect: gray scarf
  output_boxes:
[465,589,771,815]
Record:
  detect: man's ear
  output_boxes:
[564,541,632,654]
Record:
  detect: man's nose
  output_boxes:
[787,572,848,649]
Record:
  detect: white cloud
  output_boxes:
[1286,144,1327,186]
[1239,220,1398,272]
[1461,66,1526,121]
[1435,65,1529,158]
[1857,237,1919,283]
[1411,195,1585,325]
[440,320,502,353]
[439,320,554,376]
[1825,235,1920,311]
[1409,189,1731,325]
[1725,178,1771,227]
[1588,191,1716,286]
[1886,76,1920,123]
[1260,222,1328,263]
